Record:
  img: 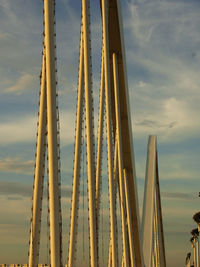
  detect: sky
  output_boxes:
[0,0,200,266]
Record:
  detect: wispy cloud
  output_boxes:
[0,181,72,199]
[0,115,37,144]
[125,0,200,142]
[0,111,75,146]
[133,96,200,142]
[4,73,34,95]
[0,182,31,197]
[161,191,197,200]
[0,157,34,174]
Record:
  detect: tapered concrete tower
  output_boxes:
[142,136,166,267]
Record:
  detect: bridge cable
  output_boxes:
[47,154,50,265]
[82,101,85,264]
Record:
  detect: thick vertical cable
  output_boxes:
[53,0,63,261]
[82,0,98,265]
[196,238,199,267]
[123,169,135,267]
[113,53,129,267]
[44,0,62,265]
[102,0,117,265]
[108,138,119,267]
[46,165,50,265]
[95,52,105,262]
[68,29,84,267]
[28,51,47,267]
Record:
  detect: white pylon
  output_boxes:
[28,0,168,266]
[141,136,166,267]
[99,0,144,265]
[28,0,62,266]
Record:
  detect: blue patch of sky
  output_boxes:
[158,138,200,154]
[0,172,32,184]
[0,142,35,157]
[0,94,38,118]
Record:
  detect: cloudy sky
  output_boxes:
[0,0,200,266]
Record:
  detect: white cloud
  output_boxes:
[125,0,200,143]
[0,181,72,199]
[4,73,34,95]
[0,158,34,174]
[133,96,200,142]
[0,115,37,144]
[0,109,75,146]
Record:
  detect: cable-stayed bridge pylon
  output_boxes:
[27,0,166,267]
